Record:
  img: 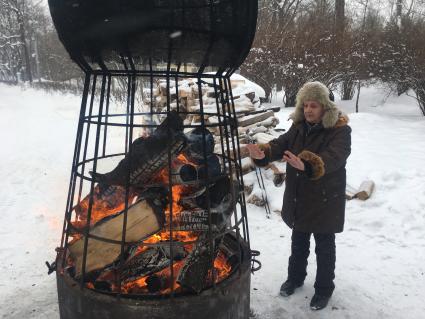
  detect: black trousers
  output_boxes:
[287,229,336,297]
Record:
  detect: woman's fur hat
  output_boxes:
[289,81,344,129]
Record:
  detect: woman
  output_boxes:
[247,81,351,310]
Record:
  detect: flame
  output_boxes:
[214,251,233,282]
[73,152,234,295]
[71,185,136,230]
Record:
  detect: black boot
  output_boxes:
[310,294,331,310]
[279,280,303,297]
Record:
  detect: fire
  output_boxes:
[72,153,234,295]
[71,184,136,230]
[214,251,233,281]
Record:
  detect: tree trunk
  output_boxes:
[341,76,355,100]
[414,81,425,116]
[284,90,297,108]
[335,0,345,47]
[355,80,361,113]
[16,9,32,82]
[396,0,402,28]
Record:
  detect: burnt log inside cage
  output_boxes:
[48,0,258,70]
[90,243,188,292]
[90,111,187,188]
[70,190,167,277]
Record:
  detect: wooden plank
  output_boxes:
[69,198,164,277]
[238,110,274,127]
[251,132,276,144]
[356,180,375,200]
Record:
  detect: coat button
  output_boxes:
[296,172,299,177]
[294,198,297,202]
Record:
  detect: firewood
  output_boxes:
[177,233,222,293]
[238,117,278,135]
[356,180,375,200]
[231,144,250,159]
[182,176,235,211]
[179,87,192,98]
[173,188,234,232]
[247,126,268,135]
[244,183,254,195]
[237,110,274,127]
[232,97,256,113]
[345,181,375,200]
[69,193,166,277]
[272,172,285,187]
[345,184,357,200]
[90,111,187,188]
[232,92,256,103]
[241,157,254,175]
[247,193,265,207]
[72,184,137,228]
[94,243,187,292]
[235,106,280,116]
[251,132,276,144]
[245,92,256,102]
[230,79,245,88]
[146,274,172,293]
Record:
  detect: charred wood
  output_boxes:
[177,233,222,294]
[90,111,187,188]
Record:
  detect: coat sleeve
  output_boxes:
[253,124,297,167]
[298,125,351,180]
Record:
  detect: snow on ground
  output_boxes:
[1,82,424,318]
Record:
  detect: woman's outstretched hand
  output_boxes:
[283,151,305,171]
[246,144,265,160]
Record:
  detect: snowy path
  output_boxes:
[1,83,425,318]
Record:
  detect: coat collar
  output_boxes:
[294,113,349,133]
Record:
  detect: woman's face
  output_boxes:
[303,100,325,124]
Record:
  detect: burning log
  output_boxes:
[175,177,237,293]
[91,111,187,188]
[175,176,235,232]
[93,243,187,293]
[177,233,222,293]
[121,243,186,283]
[171,163,198,184]
[218,233,242,270]
[184,127,215,160]
[146,274,172,293]
[72,183,137,228]
[69,190,167,277]
[196,155,221,180]
[171,156,221,184]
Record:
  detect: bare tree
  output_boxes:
[0,0,33,82]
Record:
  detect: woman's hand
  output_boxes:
[246,144,265,160]
[283,151,305,171]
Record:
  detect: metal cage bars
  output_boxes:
[58,61,250,297]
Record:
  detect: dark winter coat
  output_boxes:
[255,115,351,234]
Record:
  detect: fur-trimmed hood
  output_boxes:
[289,81,349,129]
